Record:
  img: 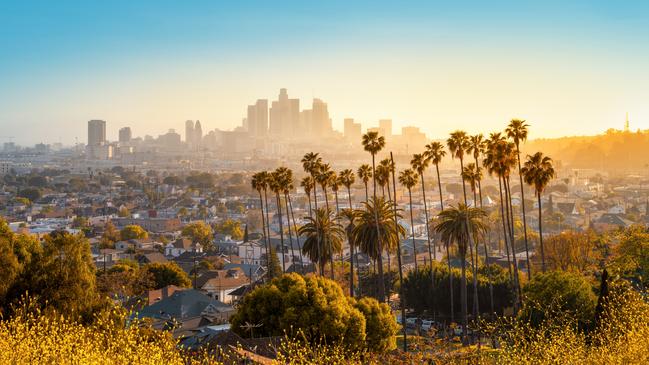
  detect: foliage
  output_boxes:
[18,188,41,202]
[231,273,398,353]
[520,270,596,330]
[181,221,213,250]
[120,224,148,240]
[141,262,191,289]
[610,225,649,287]
[354,297,398,352]
[544,230,602,272]
[213,219,244,240]
[402,262,514,317]
[299,208,345,274]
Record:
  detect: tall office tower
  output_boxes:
[269,88,299,138]
[194,120,203,148]
[246,99,268,137]
[185,120,195,145]
[87,120,106,146]
[311,98,332,137]
[379,119,393,141]
[344,118,362,143]
[118,127,132,143]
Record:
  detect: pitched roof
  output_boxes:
[138,289,232,321]
[196,268,249,290]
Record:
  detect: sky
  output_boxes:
[1,0,649,145]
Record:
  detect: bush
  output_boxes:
[521,270,597,329]
[231,273,398,353]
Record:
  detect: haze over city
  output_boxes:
[2,0,649,145]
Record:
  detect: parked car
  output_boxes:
[421,320,434,332]
[405,317,418,328]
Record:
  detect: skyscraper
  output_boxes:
[194,120,203,148]
[185,120,195,145]
[379,119,393,141]
[118,127,132,143]
[247,99,268,137]
[87,120,106,146]
[344,118,361,143]
[269,88,299,138]
[310,98,332,137]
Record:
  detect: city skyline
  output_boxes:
[2,1,649,145]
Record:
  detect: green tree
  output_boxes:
[521,151,556,272]
[181,221,213,250]
[356,164,372,202]
[434,204,488,343]
[521,270,596,330]
[142,262,191,289]
[354,297,399,352]
[231,273,397,353]
[214,219,244,240]
[120,225,148,240]
[299,208,344,275]
[18,188,41,203]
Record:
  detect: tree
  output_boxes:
[142,262,191,289]
[434,204,488,343]
[298,208,344,275]
[506,119,532,279]
[544,231,601,272]
[399,168,419,270]
[447,130,471,204]
[181,221,213,250]
[521,270,596,330]
[300,175,314,215]
[120,225,148,241]
[18,188,41,203]
[252,171,272,273]
[269,170,286,272]
[362,131,387,302]
[28,175,48,188]
[353,197,405,302]
[214,219,244,240]
[339,169,357,296]
[356,164,372,202]
[411,153,436,287]
[266,244,282,279]
[521,152,556,272]
[102,221,121,247]
[354,297,399,352]
[610,225,649,286]
[301,152,323,212]
[231,273,398,353]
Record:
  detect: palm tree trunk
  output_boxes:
[335,190,344,278]
[371,153,386,302]
[498,177,514,284]
[284,193,296,271]
[323,186,334,280]
[276,193,286,272]
[263,189,273,277]
[475,159,494,315]
[421,173,437,317]
[389,152,407,351]
[287,194,304,272]
[436,162,453,322]
[538,193,546,272]
[504,177,522,309]
[516,149,532,279]
[470,189,480,319]
[258,190,271,275]
[364,182,369,202]
[460,250,469,345]
[408,188,417,272]
[347,186,356,297]
[307,193,312,217]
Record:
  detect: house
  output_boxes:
[592,213,633,232]
[195,268,249,304]
[146,285,185,305]
[137,252,169,265]
[112,217,181,232]
[165,237,203,257]
[222,263,265,281]
[137,289,234,324]
[115,238,157,251]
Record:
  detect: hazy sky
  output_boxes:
[2,0,649,145]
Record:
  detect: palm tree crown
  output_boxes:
[505,119,529,150]
[353,197,405,263]
[398,169,418,191]
[299,208,344,275]
[362,131,386,155]
[447,130,470,161]
[521,152,555,197]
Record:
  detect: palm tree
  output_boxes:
[461,163,483,317]
[357,164,372,202]
[483,135,521,308]
[299,208,344,276]
[302,152,322,211]
[379,158,394,200]
[339,169,356,294]
[353,196,405,302]
[447,131,471,204]
[340,208,357,297]
[411,153,434,264]
[278,167,301,272]
[316,163,336,278]
[434,204,488,344]
[376,164,388,197]
[301,176,314,215]
[399,169,419,271]
[424,141,453,321]
[251,172,272,275]
[506,119,532,279]
[521,152,555,272]
[362,131,387,301]
[268,170,286,272]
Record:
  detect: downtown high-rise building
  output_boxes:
[184,120,203,150]
[87,120,106,146]
[118,127,132,142]
[344,118,361,143]
[269,88,299,138]
[246,99,268,137]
